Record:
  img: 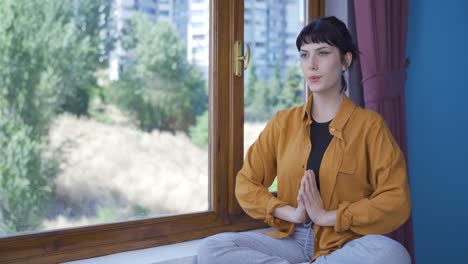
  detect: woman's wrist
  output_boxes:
[316,210,337,226]
[273,205,304,224]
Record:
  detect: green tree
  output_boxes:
[245,63,282,121]
[108,15,207,132]
[244,63,304,121]
[277,64,304,109]
[268,63,283,114]
[189,110,209,147]
[0,0,114,133]
[0,0,114,234]
[0,111,57,234]
[62,0,116,114]
[73,0,116,68]
[245,59,258,109]
[245,79,272,121]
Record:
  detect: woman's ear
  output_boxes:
[342,52,353,71]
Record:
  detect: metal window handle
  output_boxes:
[234,41,250,77]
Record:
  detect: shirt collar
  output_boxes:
[302,94,357,139]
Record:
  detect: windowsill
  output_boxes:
[64,239,201,264]
[63,228,273,264]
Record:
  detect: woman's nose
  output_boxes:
[308,56,318,70]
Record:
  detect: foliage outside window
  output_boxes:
[0,0,209,237]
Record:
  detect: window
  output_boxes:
[191,9,204,16]
[159,10,169,16]
[193,34,205,40]
[1,0,209,237]
[143,7,156,14]
[244,0,306,178]
[192,22,205,28]
[0,1,322,262]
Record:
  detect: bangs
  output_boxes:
[296,20,345,52]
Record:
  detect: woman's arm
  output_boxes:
[236,115,291,227]
[273,204,306,224]
[300,117,411,233]
[334,117,411,235]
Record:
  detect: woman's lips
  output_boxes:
[308,76,321,83]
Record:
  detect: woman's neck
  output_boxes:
[311,91,344,123]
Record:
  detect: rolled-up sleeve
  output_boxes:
[235,115,289,228]
[334,117,411,235]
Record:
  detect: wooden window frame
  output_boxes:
[0,1,323,263]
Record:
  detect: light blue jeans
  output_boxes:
[197,223,411,264]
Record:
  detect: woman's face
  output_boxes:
[299,42,350,95]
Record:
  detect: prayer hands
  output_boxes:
[298,170,327,225]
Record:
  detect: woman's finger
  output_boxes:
[307,171,315,190]
[302,191,310,204]
[305,172,313,196]
[308,170,316,186]
[308,170,320,194]
[300,175,306,192]
[298,182,304,199]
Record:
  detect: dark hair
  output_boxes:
[296,16,359,92]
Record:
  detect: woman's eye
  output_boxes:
[300,53,307,58]
[318,51,330,56]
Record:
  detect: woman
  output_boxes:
[197,16,411,264]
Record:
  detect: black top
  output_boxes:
[306,118,333,192]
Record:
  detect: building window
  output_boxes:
[159,10,169,16]
[193,34,205,40]
[192,22,204,28]
[255,42,265,47]
[191,10,204,16]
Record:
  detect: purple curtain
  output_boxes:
[353,0,414,262]
[347,0,364,107]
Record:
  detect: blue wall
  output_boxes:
[406,0,468,262]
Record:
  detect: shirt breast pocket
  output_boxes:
[335,155,364,202]
[338,155,356,174]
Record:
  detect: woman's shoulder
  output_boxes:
[271,104,306,127]
[349,106,387,129]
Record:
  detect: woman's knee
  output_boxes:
[319,235,411,264]
[197,232,238,263]
[364,235,411,264]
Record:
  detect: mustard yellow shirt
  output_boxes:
[235,95,411,260]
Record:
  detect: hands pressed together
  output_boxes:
[294,170,336,226]
[272,169,336,226]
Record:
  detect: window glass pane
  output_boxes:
[0,0,210,237]
[243,0,305,192]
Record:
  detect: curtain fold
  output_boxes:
[347,0,364,107]
[353,0,414,262]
